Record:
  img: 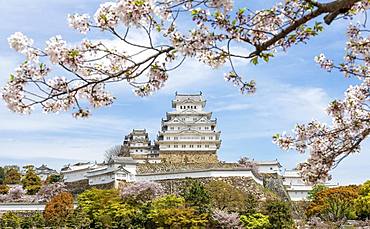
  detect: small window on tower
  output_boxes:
[194,106,197,109]
[205,145,209,148]
[182,145,186,148]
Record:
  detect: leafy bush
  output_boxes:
[4,168,21,185]
[240,213,270,229]
[206,180,249,212]
[265,200,294,229]
[181,179,210,213]
[355,180,370,220]
[306,185,358,221]
[0,184,9,195]
[0,211,21,228]
[148,194,208,228]
[44,192,74,226]
[21,166,42,195]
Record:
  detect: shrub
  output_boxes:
[306,185,358,221]
[21,167,42,195]
[181,179,210,213]
[44,192,74,226]
[240,213,270,229]
[0,211,21,228]
[355,180,370,220]
[265,200,294,229]
[206,180,249,212]
[0,184,9,195]
[148,194,208,228]
[4,168,21,185]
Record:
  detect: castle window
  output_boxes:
[205,145,209,148]
[194,106,197,109]
[182,145,186,148]
[201,136,205,140]
[170,127,174,130]
[174,137,178,140]
[205,126,209,130]
[174,145,178,148]
[197,145,201,148]
[190,145,194,148]
[209,136,213,140]
[166,136,170,140]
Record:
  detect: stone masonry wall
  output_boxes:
[159,152,218,164]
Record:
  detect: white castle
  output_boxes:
[61,93,324,201]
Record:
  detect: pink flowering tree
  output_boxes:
[212,209,242,228]
[3,0,368,117]
[36,182,67,202]
[121,181,165,203]
[274,25,370,183]
[2,0,370,182]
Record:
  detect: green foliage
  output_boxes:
[46,174,63,184]
[308,184,328,201]
[77,188,123,228]
[0,211,21,228]
[354,180,370,220]
[181,179,210,213]
[265,200,294,229]
[240,213,270,229]
[21,166,42,195]
[4,168,21,185]
[0,184,10,194]
[20,212,45,229]
[148,194,208,228]
[206,180,249,212]
[0,167,5,184]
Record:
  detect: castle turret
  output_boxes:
[156,92,221,163]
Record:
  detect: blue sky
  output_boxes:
[0,0,368,184]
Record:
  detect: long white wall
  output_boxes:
[135,169,263,185]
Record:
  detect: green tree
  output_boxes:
[0,211,21,228]
[206,180,248,212]
[308,184,328,201]
[148,194,208,228]
[4,168,21,185]
[20,212,45,229]
[265,201,294,229]
[181,179,210,213]
[44,192,74,227]
[77,188,121,228]
[21,166,42,195]
[0,167,5,184]
[0,184,9,195]
[240,213,270,229]
[46,174,63,184]
[355,180,370,220]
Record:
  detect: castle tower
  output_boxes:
[156,92,221,163]
[123,129,159,163]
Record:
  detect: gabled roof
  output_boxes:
[255,160,282,168]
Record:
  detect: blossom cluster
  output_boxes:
[2,0,368,121]
[274,24,370,183]
[212,209,242,228]
[121,181,165,203]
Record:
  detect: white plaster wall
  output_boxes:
[256,165,280,174]
[287,190,309,201]
[63,169,89,182]
[135,170,263,185]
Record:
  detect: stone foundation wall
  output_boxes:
[65,179,89,195]
[159,152,218,164]
[137,162,242,174]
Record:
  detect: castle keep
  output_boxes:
[61,92,327,201]
[123,92,221,164]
